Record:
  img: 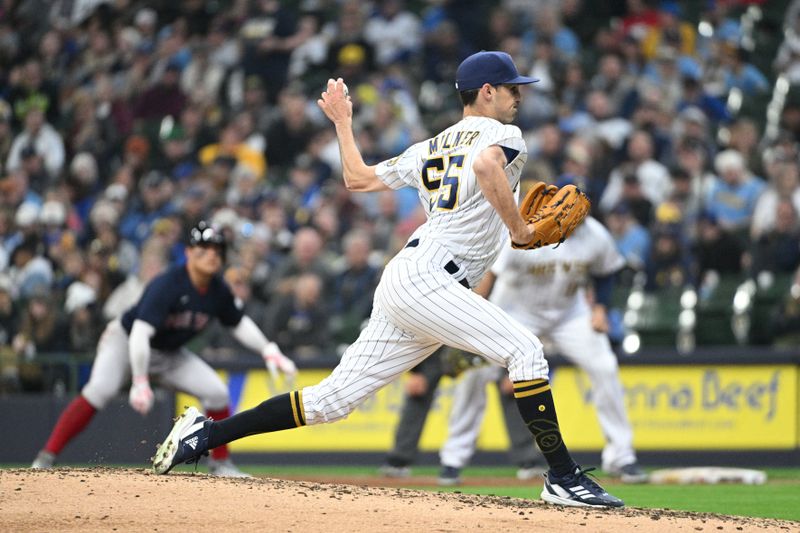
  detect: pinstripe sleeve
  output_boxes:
[375,141,426,190]
[494,126,527,166]
[483,125,527,183]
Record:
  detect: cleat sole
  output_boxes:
[152,407,199,475]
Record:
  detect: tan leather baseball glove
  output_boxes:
[511,182,591,249]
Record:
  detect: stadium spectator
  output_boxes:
[0,100,13,165]
[618,0,660,42]
[369,190,400,258]
[199,122,266,180]
[606,202,651,271]
[6,59,60,127]
[727,117,762,176]
[364,0,422,66]
[645,223,693,291]
[524,5,580,61]
[0,0,794,371]
[705,149,766,236]
[677,76,731,126]
[590,53,637,116]
[750,153,800,240]
[693,211,745,281]
[266,271,331,360]
[12,289,68,391]
[66,152,101,227]
[721,45,770,96]
[600,129,670,214]
[556,138,603,206]
[265,84,317,174]
[8,236,52,300]
[6,107,65,180]
[64,280,103,352]
[324,1,375,84]
[0,277,18,393]
[227,164,266,222]
[282,154,326,230]
[267,226,331,301]
[771,265,800,347]
[133,61,187,125]
[421,19,472,88]
[119,171,176,247]
[748,199,800,276]
[240,0,311,105]
[329,229,381,347]
[640,1,696,61]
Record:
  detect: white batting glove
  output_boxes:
[128,375,154,415]
[262,342,297,377]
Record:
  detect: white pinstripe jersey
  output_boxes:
[375,116,527,286]
[489,217,625,324]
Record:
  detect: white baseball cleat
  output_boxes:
[152,406,211,474]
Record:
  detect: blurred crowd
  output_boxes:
[1,0,800,393]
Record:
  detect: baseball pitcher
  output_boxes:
[152,51,623,508]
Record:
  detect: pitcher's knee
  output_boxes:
[301,383,356,426]
[505,335,548,382]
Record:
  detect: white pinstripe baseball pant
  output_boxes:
[302,240,546,425]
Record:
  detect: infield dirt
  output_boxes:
[1,468,798,532]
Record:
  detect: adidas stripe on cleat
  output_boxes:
[152,406,211,475]
[541,466,624,508]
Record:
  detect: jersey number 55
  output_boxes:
[422,154,464,211]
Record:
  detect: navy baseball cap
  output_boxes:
[455,51,539,91]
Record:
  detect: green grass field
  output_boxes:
[242,465,800,522]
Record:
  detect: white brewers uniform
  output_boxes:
[439,217,638,472]
[301,116,546,425]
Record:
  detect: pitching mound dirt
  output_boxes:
[1,468,797,532]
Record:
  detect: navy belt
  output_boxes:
[405,239,470,289]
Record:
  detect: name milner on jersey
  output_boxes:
[428,130,480,155]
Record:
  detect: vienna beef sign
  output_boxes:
[555,365,798,450]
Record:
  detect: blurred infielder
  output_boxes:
[31,221,296,477]
[152,51,624,507]
[439,216,647,483]
[379,348,546,484]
